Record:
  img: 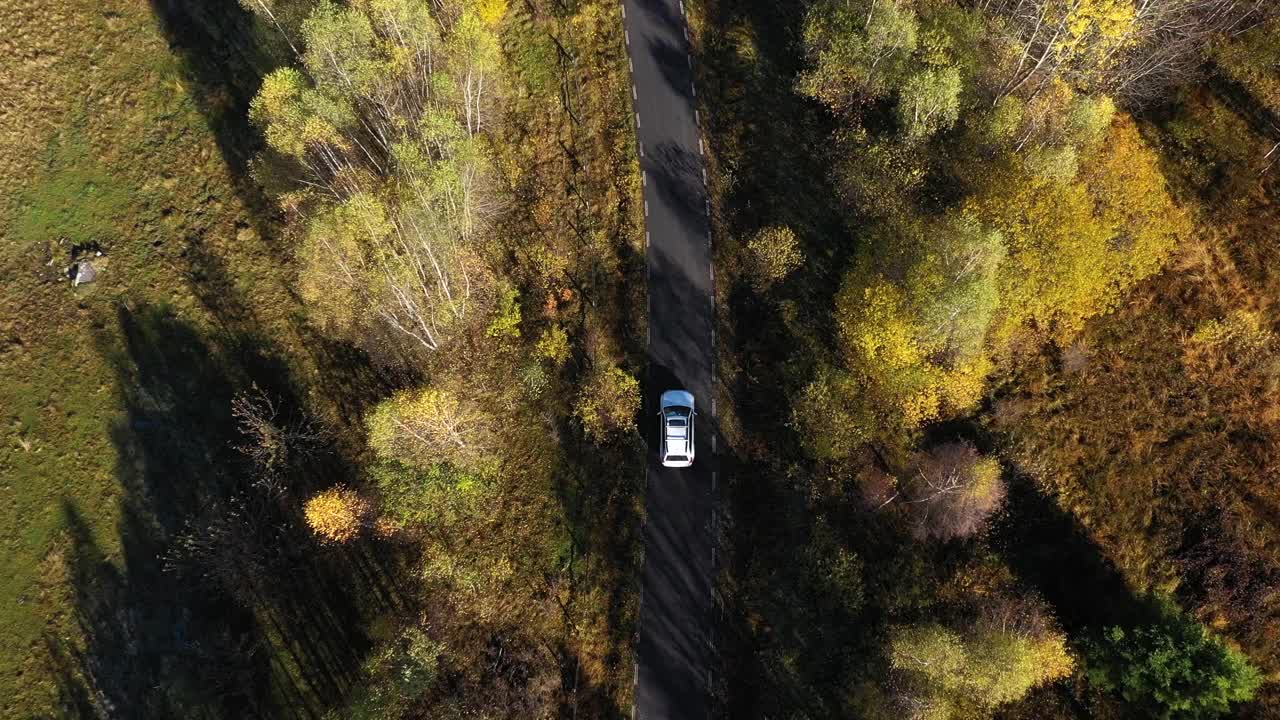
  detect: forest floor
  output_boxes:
[0,1,399,716]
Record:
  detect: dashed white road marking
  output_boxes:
[684,26,689,41]
[710,265,714,283]
[712,435,717,453]
[694,109,700,125]
[679,0,684,13]
[622,4,626,18]
[712,398,716,415]
[639,142,645,157]
[644,200,649,216]
[625,29,630,45]
[646,229,650,246]
[642,170,647,187]
[629,57,634,72]
[691,83,696,98]
[632,84,638,100]
[688,55,693,70]
[702,168,707,184]
[698,138,704,154]
[635,112,641,128]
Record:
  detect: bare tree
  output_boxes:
[1109,0,1277,103]
[905,441,1007,540]
[163,494,286,607]
[978,0,1276,104]
[231,384,328,498]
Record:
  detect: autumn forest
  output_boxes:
[0,0,1278,718]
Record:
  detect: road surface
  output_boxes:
[621,0,717,717]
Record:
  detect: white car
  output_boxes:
[659,390,696,468]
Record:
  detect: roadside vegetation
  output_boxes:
[1,0,642,717]
[691,0,1279,717]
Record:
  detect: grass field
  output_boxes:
[0,1,399,716]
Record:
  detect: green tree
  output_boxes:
[794,367,877,460]
[369,459,489,530]
[334,627,443,720]
[1086,605,1262,719]
[897,66,962,138]
[798,0,919,110]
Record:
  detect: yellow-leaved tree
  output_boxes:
[304,485,372,543]
[798,215,1003,456]
[974,116,1189,345]
[889,598,1074,718]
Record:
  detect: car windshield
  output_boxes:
[664,407,690,418]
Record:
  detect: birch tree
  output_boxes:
[904,441,1006,540]
[366,386,498,471]
[796,215,1004,458]
[980,0,1275,103]
[889,597,1073,718]
[250,0,507,359]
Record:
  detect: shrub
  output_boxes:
[304,486,371,543]
[536,324,571,366]
[889,595,1073,718]
[334,627,443,720]
[746,225,804,291]
[575,365,640,441]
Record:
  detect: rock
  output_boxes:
[71,260,97,287]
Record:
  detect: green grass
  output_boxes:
[10,127,133,249]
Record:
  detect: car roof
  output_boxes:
[664,411,690,456]
[660,389,695,410]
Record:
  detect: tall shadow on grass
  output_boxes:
[44,304,407,719]
[149,0,399,421]
[546,430,642,720]
[989,474,1146,634]
[149,0,277,215]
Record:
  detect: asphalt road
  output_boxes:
[621,0,717,717]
